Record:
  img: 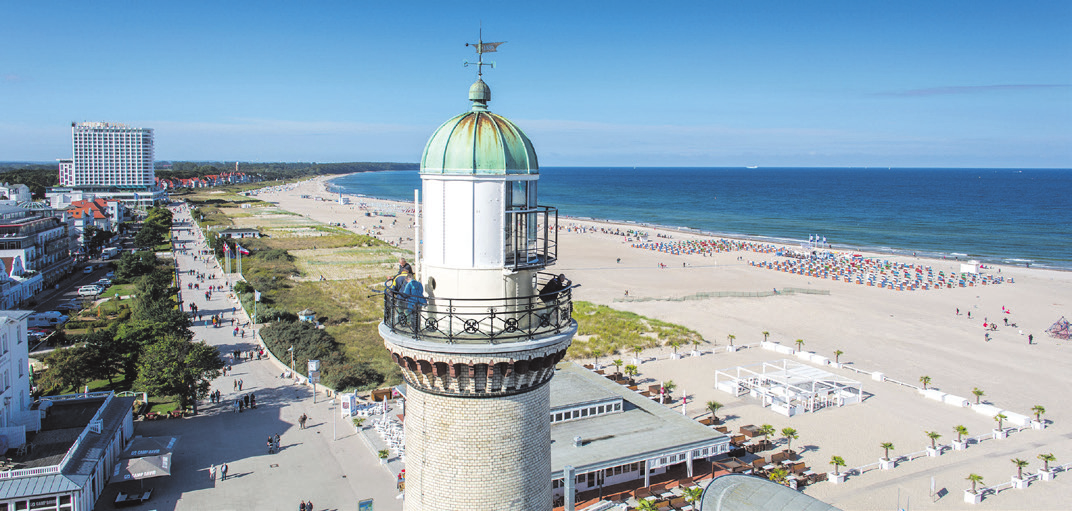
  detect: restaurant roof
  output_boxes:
[549,363,727,477]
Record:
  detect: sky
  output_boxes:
[1,1,1070,168]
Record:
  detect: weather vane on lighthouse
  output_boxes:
[464,28,505,78]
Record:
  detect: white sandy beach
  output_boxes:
[257,175,1072,510]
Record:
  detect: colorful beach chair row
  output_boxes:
[749,257,1004,291]
[631,238,780,256]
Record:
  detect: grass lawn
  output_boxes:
[569,301,705,360]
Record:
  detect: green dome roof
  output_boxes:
[420,79,538,175]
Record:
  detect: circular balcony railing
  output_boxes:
[382,274,575,344]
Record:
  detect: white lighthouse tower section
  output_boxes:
[421,174,538,301]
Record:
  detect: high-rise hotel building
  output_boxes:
[64,122,154,187]
[50,122,165,208]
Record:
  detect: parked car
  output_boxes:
[105,271,115,278]
[95,278,112,287]
[29,312,69,328]
[78,285,103,297]
[83,266,94,274]
[56,299,82,311]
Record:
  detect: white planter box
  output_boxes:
[993,428,1008,440]
[725,345,738,353]
[690,350,702,357]
[964,490,982,504]
[952,440,968,451]
[670,353,682,360]
[1038,469,1055,481]
[871,372,885,382]
[1032,419,1046,430]
[829,472,846,484]
[879,458,896,470]
[927,446,942,457]
[1012,477,1029,489]
[632,358,643,365]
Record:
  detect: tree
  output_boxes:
[966,473,984,494]
[38,346,93,394]
[926,431,941,449]
[761,331,769,343]
[681,486,703,504]
[661,380,677,401]
[1012,458,1029,480]
[114,251,158,284]
[134,337,223,411]
[972,387,985,405]
[727,334,735,347]
[669,340,681,356]
[794,339,804,352]
[591,349,604,368]
[994,413,1007,431]
[759,424,775,445]
[829,456,845,475]
[624,364,638,380]
[80,328,123,384]
[612,358,623,376]
[636,500,659,511]
[1032,405,1046,423]
[834,349,843,363]
[954,425,968,443]
[781,427,798,453]
[1038,453,1056,472]
[768,467,789,484]
[880,442,894,460]
[919,375,931,390]
[631,345,643,361]
[706,401,722,422]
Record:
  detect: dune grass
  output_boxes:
[568,301,704,360]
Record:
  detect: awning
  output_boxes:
[122,436,178,458]
[110,454,172,482]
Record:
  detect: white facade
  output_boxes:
[0,311,34,435]
[0,184,31,203]
[66,122,154,188]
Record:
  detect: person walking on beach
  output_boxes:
[209,464,216,482]
[220,463,228,481]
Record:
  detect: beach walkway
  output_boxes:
[95,203,401,511]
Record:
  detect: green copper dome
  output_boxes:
[421,79,538,175]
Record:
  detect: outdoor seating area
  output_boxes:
[556,474,714,511]
[114,488,153,507]
[715,359,862,416]
[373,410,405,461]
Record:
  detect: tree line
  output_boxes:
[38,207,224,411]
[159,161,417,181]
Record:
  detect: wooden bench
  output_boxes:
[115,489,153,507]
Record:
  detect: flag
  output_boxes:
[254,290,261,302]
[237,244,250,255]
[223,243,232,254]
[469,41,505,53]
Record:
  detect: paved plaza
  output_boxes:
[95,203,402,511]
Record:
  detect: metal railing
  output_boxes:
[382,273,575,344]
[505,206,558,271]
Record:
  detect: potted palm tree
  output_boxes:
[1038,453,1056,481]
[591,348,604,370]
[761,331,770,343]
[726,334,737,352]
[833,349,844,367]
[828,455,847,483]
[794,339,805,353]
[964,473,984,503]
[623,364,638,386]
[669,340,682,359]
[1011,458,1030,488]
[690,338,703,357]
[926,431,942,456]
[612,358,623,378]
[879,442,896,469]
[378,449,390,465]
[952,425,969,450]
[631,345,643,365]
[768,467,790,487]
[660,380,677,404]
[919,375,931,390]
[781,427,799,459]
[758,424,775,451]
[993,413,1008,439]
[705,400,723,426]
[972,387,985,405]
[1031,405,1046,430]
[681,486,703,505]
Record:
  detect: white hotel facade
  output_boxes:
[49,122,165,208]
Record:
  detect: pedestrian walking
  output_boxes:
[299,502,307,511]
[238,379,243,391]
[209,464,216,482]
[306,500,314,511]
[233,379,237,391]
[220,463,228,480]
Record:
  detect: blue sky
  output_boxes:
[2,1,1070,167]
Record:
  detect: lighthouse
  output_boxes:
[379,36,576,510]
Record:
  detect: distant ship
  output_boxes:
[746,165,758,169]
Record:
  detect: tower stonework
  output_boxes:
[380,39,574,511]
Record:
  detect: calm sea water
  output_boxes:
[327,168,1072,271]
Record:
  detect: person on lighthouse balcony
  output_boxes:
[399,271,427,332]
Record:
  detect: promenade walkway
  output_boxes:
[96,203,401,511]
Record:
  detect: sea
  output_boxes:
[326,167,1072,271]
